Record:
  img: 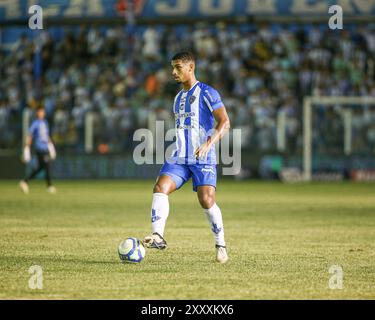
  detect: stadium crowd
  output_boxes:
[1,23,375,155]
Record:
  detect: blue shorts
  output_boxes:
[159,162,217,192]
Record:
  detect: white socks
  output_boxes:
[204,203,226,247]
[151,193,169,237]
[150,194,225,247]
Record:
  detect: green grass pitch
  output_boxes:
[0,180,374,299]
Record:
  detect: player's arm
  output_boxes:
[25,135,32,147]
[195,106,230,160]
[23,134,32,163]
[25,120,36,148]
[209,106,231,145]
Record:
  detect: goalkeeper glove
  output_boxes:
[48,142,56,160]
[23,146,31,163]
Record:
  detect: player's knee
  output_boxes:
[153,183,169,195]
[198,193,215,209]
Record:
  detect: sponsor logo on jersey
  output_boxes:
[179,96,186,111]
[175,112,195,119]
[177,124,195,130]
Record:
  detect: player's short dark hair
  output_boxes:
[171,51,195,63]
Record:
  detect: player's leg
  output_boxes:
[143,175,176,249]
[19,180,29,194]
[150,174,176,236]
[144,162,191,249]
[192,164,228,263]
[41,154,56,193]
[197,186,228,263]
[25,156,43,181]
[20,152,43,193]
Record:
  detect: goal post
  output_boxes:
[22,108,31,148]
[303,96,375,181]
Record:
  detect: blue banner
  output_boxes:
[1,0,374,22]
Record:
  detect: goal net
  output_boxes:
[302,96,375,182]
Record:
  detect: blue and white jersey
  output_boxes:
[169,81,224,165]
[29,119,50,152]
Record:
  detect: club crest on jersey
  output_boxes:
[189,95,196,104]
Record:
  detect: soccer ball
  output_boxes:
[118,237,146,263]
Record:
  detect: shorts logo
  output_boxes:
[211,223,222,234]
[151,209,161,223]
[201,166,215,175]
[189,95,196,104]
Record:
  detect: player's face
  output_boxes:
[171,60,193,83]
[36,109,45,119]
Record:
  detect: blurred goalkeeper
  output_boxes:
[19,106,57,194]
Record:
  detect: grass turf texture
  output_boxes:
[0,180,374,299]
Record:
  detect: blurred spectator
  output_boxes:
[0,23,374,156]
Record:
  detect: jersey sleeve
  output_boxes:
[202,87,224,113]
[28,121,37,137]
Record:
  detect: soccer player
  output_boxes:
[144,52,231,263]
[19,106,57,194]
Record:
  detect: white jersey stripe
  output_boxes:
[203,96,213,112]
[190,85,201,158]
[171,91,181,158]
[177,91,188,158]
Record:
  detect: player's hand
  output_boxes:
[195,141,212,161]
[23,146,31,163]
[48,142,56,160]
